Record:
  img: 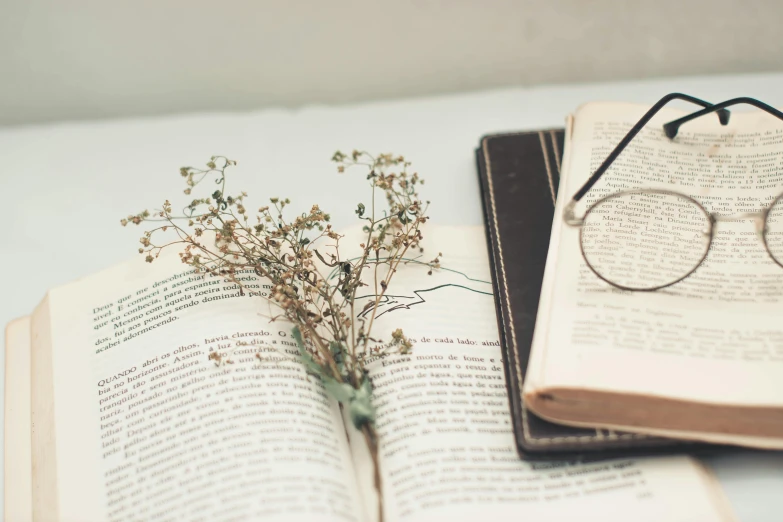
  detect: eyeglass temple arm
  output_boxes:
[569,93,730,205]
[663,97,783,139]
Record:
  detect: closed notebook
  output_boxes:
[476,129,716,459]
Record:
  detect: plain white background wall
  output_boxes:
[2,0,783,125]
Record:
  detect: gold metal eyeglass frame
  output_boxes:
[563,93,783,292]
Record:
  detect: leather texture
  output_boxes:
[476,130,719,460]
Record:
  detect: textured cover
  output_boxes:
[476,129,714,460]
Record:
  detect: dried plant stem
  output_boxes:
[363,241,413,352]
[361,424,384,522]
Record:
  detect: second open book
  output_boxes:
[524,100,783,449]
[7,225,733,521]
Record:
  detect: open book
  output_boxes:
[525,101,783,449]
[6,226,732,521]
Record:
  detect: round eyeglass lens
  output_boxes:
[580,191,712,290]
[764,195,783,267]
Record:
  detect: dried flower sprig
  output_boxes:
[123,152,431,522]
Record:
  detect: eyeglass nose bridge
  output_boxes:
[710,210,768,235]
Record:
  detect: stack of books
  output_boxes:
[477,100,783,467]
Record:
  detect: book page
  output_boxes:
[527,102,783,414]
[33,251,367,522]
[5,316,33,522]
[348,226,732,522]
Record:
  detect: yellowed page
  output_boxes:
[34,250,366,522]
[526,102,783,441]
[535,415,783,449]
[349,226,733,522]
[5,316,33,522]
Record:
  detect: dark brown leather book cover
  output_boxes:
[476,130,715,460]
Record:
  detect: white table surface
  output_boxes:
[3,73,783,521]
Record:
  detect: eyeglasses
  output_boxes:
[564,93,783,291]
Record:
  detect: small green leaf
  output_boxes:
[360,374,373,397]
[322,377,355,404]
[292,326,305,348]
[330,342,345,372]
[348,375,376,429]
